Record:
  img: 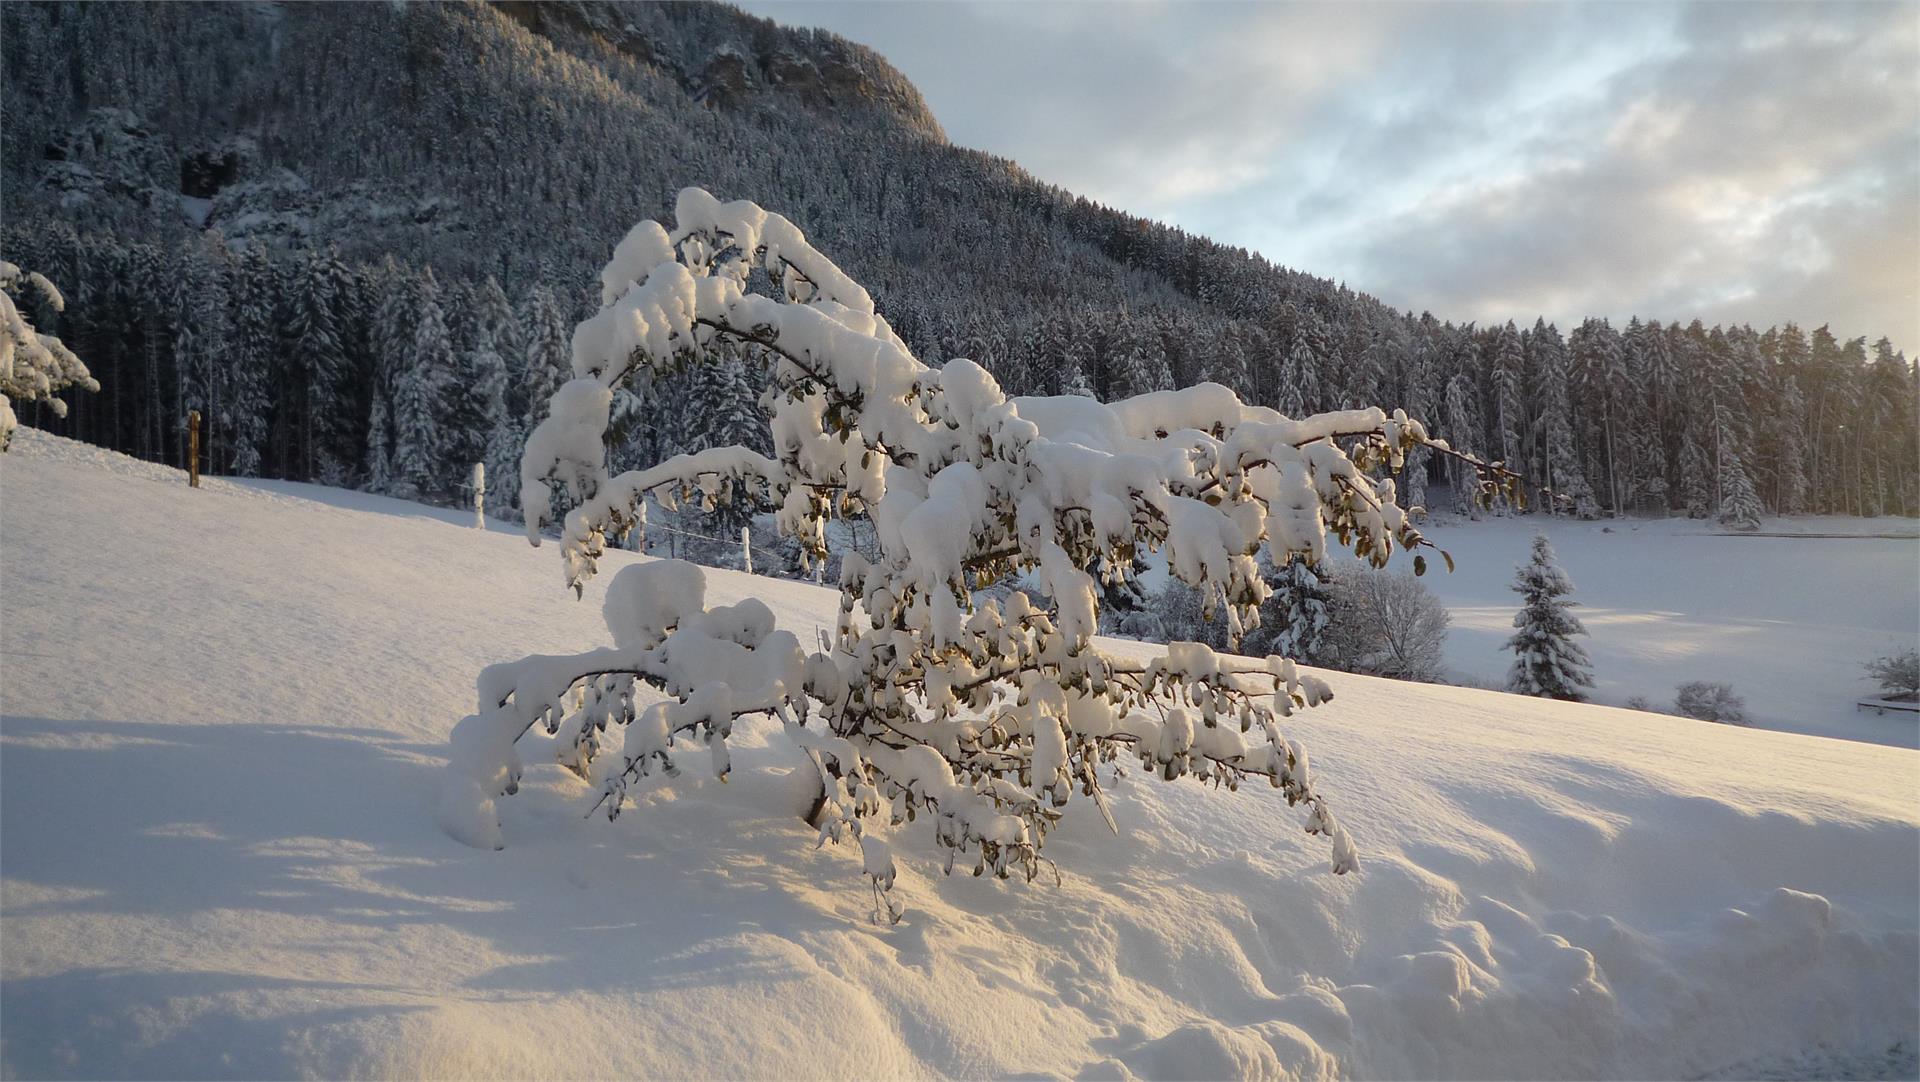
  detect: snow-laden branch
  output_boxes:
[0,260,98,451]
[448,188,1514,916]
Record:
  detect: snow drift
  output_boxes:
[2,429,1915,1080]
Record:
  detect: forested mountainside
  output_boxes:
[3,0,1914,526]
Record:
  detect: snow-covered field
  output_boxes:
[3,428,1917,1080]
[1414,514,1920,749]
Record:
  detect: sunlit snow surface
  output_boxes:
[1416,513,1920,749]
[2,429,1915,1080]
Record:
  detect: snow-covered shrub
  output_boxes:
[440,189,1512,913]
[1864,649,1920,700]
[1107,607,1170,643]
[1318,564,1453,683]
[0,260,98,451]
[1674,681,1749,725]
[1504,534,1595,701]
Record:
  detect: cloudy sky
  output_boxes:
[737,1,1918,350]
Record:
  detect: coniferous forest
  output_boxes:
[4,0,1914,525]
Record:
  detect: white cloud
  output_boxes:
[736,0,1919,348]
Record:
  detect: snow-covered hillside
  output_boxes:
[3,429,1916,1080]
[1414,515,1920,748]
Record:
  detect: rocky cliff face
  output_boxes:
[493,0,947,141]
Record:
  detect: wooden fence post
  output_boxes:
[741,525,753,575]
[472,462,486,529]
[187,410,201,488]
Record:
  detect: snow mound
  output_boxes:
[3,429,1916,1080]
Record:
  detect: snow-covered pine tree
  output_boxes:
[226,244,276,477]
[1770,373,1812,515]
[367,390,394,495]
[1491,320,1527,513]
[364,257,412,493]
[1678,430,1712,519]
[1569,317,1627,516]
[1338,316,1382,411]
[1628,319,1679,512]
[1717,455,1763,531]
[0,258,97,450]
[1504,534,1594,701]
[1111,324,1173,401]
[1396,325,1438,515]
[473,276,524,517]
[391,267,454,499]
[1711,328,1762,531]
[1860,337,1916,517]
[171,235,230,472]
[439,189,1517,914]
[1278,309,1326,419]
[1060,314,1099,398]
[1444,371,1483,517]
[1244,555,1333,665]
[1528,319,1595,516]
[518,283,571,429]
[678,338,765,534]
[281,246,351,482]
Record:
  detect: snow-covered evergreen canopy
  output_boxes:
[1505,534,1595,701]
[442,188,1514,913]
[0,260,97,451]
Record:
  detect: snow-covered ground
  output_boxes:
[1415,514,1920,749]
[3,428,1917,1080]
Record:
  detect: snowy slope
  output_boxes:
[1413,515,1920,749]
[3,429,1916,1081]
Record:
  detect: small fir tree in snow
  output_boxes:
[1504,534,1594,701]
[0,258,97,451]
[439,189,1516,916]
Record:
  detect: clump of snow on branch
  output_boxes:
[0,260,98,451]
[445,188,1513,914]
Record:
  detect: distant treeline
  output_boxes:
[7,217,1915,526]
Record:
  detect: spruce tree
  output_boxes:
[1278,310,1326,419]
[365,257,414,493]
[473,277,523,517]
[1718,455,1763,531]
[519,283,571,428]
[283,247,350,482]
[226,244,275,477]
[1504,534,1594,701]
[1246,554,1333,665]
[1527,319,1594,516]
[1491,321,1527,478]
[1444,371,1482,517]
[392,267,454,499]
[171,235,230,473]
[1678,432,1713,519]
